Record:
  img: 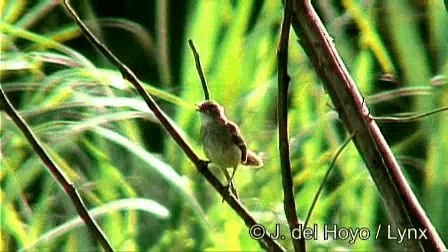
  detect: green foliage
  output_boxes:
[1,0,447,251]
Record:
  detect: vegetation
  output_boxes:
[1,0,447,250]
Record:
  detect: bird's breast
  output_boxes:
[200,121,241,168]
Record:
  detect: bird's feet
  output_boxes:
[198,160,211,172]
[222,182,239,202]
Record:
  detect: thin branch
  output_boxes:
[304,132,355,229]
[0,87,114,252]
[372,106,448,123]
[62,0,284,250]
[290,0,446,250]
[277,0,305,251]
[188,39,210,100]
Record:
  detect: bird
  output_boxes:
[197,100,263,198]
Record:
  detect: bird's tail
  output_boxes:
[243,150,264,168]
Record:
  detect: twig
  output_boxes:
[188,39,210,100]
[303,132,355,228]
[62,0,284,250]
[290,0,446,250]
[0,87,114,252]
[277,0,305,251]
[372,106,448,123]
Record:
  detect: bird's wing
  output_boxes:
[226,121,247,163]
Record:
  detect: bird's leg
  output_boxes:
[227,167,239,198]
[221,167,238,201]
[229,166,238,185]
[228,166,239,198]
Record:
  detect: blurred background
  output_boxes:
[1,0,447,250]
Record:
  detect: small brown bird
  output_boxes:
[197,100,263,198]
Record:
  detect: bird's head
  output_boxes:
[197,100,225,121]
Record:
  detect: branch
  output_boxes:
[290,0,446,250]
[0,88,114,252]
[188,39,210,100]
[277,0,305,251]
[62,0,284,250]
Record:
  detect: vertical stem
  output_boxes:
[188,39,210,100]
[278,0,306,251]
[156,0,172,87]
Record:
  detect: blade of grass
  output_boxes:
[0,87,114,251]
[21,198,169,251]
